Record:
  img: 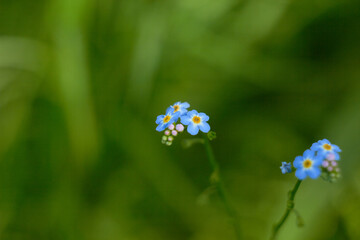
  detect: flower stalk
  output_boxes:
[270,180,302,240]
[203,134,242,240]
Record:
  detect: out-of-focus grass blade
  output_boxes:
[0,37,46,155]
[51,0,100,164]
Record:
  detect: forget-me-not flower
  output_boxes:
[293,149,323,180]
[310,139,341,160]
[180,110,210,135]
[156,108,180,132]
[280,162,292,174]
[167,102,190,116]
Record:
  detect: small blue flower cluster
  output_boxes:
[156,101,211,145]
[281,139,342,181]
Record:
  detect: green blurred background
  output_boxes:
[0,0,360,239]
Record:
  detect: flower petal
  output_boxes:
[293,156,303,168]
[187,123,199,135]
[187,110,198,117]
[316,149,327,158]
[334,152,340,161]
[166,107,173,114]
[156,124,166,132]
[181,116,191,125]
[179,108,188,116]
[295,169,307,180]
[167,118,176,127]
[303,149,315,159]
[307,167,321,179]
[156,115,164,124]
[199,113,209,121]
[332,144,341,152]
[313,156,323,167]
[310,142,321,151]
[199,122,210,133]
[180,102,190,108]
[171,113,180,123]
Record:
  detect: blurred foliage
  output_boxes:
[0,0,360,239]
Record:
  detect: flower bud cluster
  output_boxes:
[321,153,341,182]
[161,124,184,146]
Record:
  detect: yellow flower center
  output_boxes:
[163,115,171,123]
[323,144,332,150]
[173,105,180,112]
[192,116,201,124]
[303,159,313,169]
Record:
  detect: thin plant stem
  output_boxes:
[203,135,242,240]
[270,180,302,240]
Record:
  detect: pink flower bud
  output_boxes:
[168,124,175,130]
[322,161,329,167]
[164,130,170,136]
[168,136,174,141]
[331,161,337,166]
[176,124,184,132]
[172,130,178,136]
[327,166,333,172]
[326,153,336,161]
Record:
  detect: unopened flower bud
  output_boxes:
[176,124,184,132]
[164,130,170,136]
[168,136,174,142]
[326,153,336,161]
[280,162,292,174]
[172,130,178,136]
[168,124,175,130]
[322,161,329,167]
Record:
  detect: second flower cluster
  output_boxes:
[281,139,342,181]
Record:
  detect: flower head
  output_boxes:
[155,108,180,132]
[310,139,341,160]
[167,101,190,116]
[280,162,292,174]
[180,110,210,135]
[293,149,323,180]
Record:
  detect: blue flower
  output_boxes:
[293,149,323,180]
[180,110,210,135]
[167,101,190,116]
[156,108,180,132]
[280,162,292,174]
[310,139,341,160]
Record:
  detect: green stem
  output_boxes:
[270,180,302,240]
[203,135,242,240]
